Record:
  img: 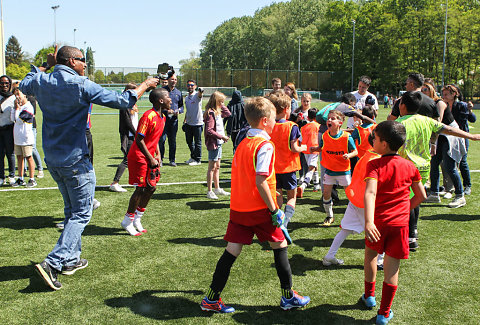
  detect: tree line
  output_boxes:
[194,0,480,97]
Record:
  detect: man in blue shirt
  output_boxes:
[159,72,183,166]
[20,45,158,290]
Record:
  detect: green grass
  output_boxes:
[1,102,479,324]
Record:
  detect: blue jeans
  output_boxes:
[430,136,463,196]
[159,116,178,163]
[46,156,96,271]
[184,124,202,162]
[459,139,471,188]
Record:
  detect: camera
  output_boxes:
[155,63,175,80]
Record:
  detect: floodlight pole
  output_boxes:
[0,0,5,75]
[210,54,213,84]
[51,5,60,45]
[298,36,301,89]
[351,20,356,92]
[441,0,448,87]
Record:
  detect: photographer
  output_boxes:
[183,80,204,165]
[159,72,183,167]
[20,45,158,290]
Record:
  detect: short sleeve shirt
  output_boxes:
[319,130,356,176]
[365,154,421,226]
[247,128,274,176]
[391,92,439,119]
[396,114,444,172]
[184,91,203,126]
[129,108,165,162]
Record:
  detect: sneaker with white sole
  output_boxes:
[280,290,311,310]
[448,196,466,208]
[37,170,44,178]
[322,256,344,266]
[62,259,89,275]
[213,188,230,196]
[93,199,101,210]
[35,260,62,290]
[185,158,195,164]
[361,294,376,309]
[26,178,37,188]
[443,191,453,199]
[0,178,4,186]
[8,177,16,185]
[188,160,201,166]
[206,190,219,199]
[109,183,127,192]
[464,186,472,196]
[425,194,441,203]
[12,178,26,187]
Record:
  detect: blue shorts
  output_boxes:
[276,171,297,190]
[208,144,222,161]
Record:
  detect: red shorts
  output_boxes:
[365,224,409,260]
[224,220,285,245]
[128,159,159,187]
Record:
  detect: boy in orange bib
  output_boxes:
[297,108,320,197]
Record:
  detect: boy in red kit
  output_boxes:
[362,121,426,325]
[200,97,310,313]
[267,91,307,228]
[121,88,170,236]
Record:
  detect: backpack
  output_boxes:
[316,102,340,124]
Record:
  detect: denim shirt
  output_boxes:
[20,64,138,167]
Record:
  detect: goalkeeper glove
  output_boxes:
[271,208,285,227]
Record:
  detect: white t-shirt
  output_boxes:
[129,111,139,137]
[215,115,225,145]
[11,101,35,145]
[247,128,274,175]
[185,91,203,126]
[348,90,379,128]
[0,94,15,127]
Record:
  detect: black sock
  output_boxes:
[273,247,293,298]
[408,206,420,238]
[208,250,237,300]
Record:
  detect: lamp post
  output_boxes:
[298,36,301,89]
[441,0,448,87]
[209,54,213,85]
[51,5,60,45]
[73,28,77,46]
[351,19,356,92]
[1,0,5,75]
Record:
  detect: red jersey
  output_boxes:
[365,154,421,226]
[128,108,165,163]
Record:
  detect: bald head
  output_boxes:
[57,46,82,65]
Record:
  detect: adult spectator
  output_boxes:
[110,83,139,192]
[388,72,439,121]
[445,84,476,195]
[20,45,158,290]
[383,93,389,109]
[159,72,183,167]
[0,75,16,186]
[225,89,247,153]
[284,82,298,111]
[350,75,378,128]
[183,79,204,166]
[272,78,282,92]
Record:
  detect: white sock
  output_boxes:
[323,199,333,218]
[121,213,140,236]
[326,229,354,259]
[134,208,147,233]
[313,171,319,185]
[304,169,314,185]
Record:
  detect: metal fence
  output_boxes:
[94,67,349,100]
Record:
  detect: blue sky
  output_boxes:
[2,0,283,69]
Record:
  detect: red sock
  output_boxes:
[136,207,146,213]
[379,281,397,317]
[365,280,375,298]
[125,212,134,220]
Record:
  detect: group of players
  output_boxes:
[21,45,478,325]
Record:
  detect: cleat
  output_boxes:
[448,196,466,209]
[62,259,88,275]
[322,256,344,266]
[280,290,310,310]
[35,261,62,290]
[409,238,418,252]
[322,216,334,226]
[313,184,320,192]
[200,297,235,313]
[376,310,394,325]
[361,294,376,309]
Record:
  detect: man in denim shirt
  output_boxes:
[20,45,158,290]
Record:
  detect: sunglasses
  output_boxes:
[187,84,195,87]
[73,57,86,63]
[0,82,10,85]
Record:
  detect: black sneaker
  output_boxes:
[62,259,88,275]
[409,240,419,252]
[35,261,62,290]
[12,178,26,187]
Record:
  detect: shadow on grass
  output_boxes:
[231,302,374,324]
[421,213,479,222]
[186,201,230,210]
[151,192,206,201]
[105,289,210,321]
[285,254,363,276]
[0,215,58,230]
[294,238,364,252]
[0,261,55,293]
[168,235,226,247]
[83,224,126,236]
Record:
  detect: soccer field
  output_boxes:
[1,102,479,324]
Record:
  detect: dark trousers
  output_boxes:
[159,116,178,163]
[113,136,133,182]
[185,124,202,162]
[86,128,94,164]
[0,124,16,179]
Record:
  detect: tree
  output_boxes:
[179,51,201,75]
[5,36,24,66]
[86,47,95,77]
[6,63,29,80]
[34,46,56,66]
